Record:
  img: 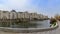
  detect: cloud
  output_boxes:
[0,0,30,10]
[6,0,28,7]
[0,4,9,10]
[0,0,38,12]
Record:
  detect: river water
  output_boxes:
[29,20,50,28]
[0,20,50,28]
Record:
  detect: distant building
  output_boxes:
[0,10,48,20]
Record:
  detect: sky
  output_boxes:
[0,0,60,17]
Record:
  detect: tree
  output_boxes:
[50,17,56,24]
[54,14,60,20]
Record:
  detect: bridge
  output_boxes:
[0,21,59,34]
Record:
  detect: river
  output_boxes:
[0,20,50,28]
[29,20,50,28]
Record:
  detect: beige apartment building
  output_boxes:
[0,10,48,20]
[0,10,10,19]
[17,12,29,21]
[10,11,17,19]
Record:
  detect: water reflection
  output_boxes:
[0,20,50,28]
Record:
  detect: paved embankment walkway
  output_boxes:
[0,21,60,34]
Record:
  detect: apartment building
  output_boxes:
[0,10,48,20]
[10,10,17,19]
[0,10,10,19]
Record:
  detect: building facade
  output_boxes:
[0,10,48,20]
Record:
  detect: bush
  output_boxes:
[50,18,57,24]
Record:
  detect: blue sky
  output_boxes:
[0,0,60,17]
